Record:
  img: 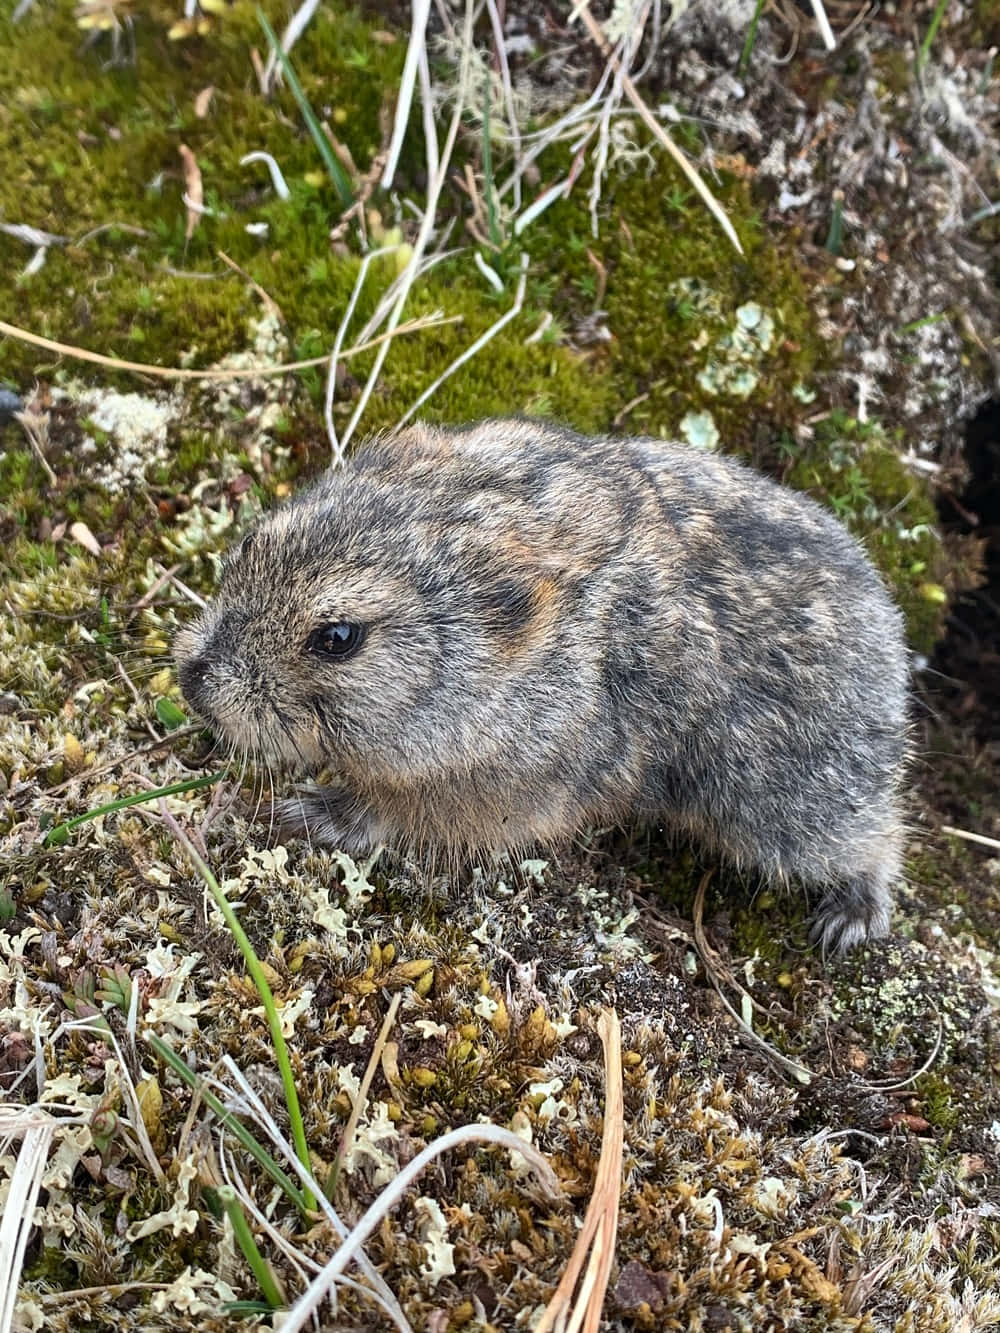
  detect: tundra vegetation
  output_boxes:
[0,2,998,1330]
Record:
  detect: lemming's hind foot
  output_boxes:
[275,783,380,856]
[808,871,893,956]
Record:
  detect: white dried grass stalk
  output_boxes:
[340,0,477,452]
[810,0,837,51]
[325,245,397,462]
[216,1058,413,1332]
[574,4,744,255]
[279,1122,561,1333]
[484,0,524,210]
[395,253,529,430]
[588,1,652,235]
[261,0,323,94]
[0,1109,59,1333]
[381,0,433,190]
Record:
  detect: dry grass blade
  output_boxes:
[941,824,1000,851]
[380,0,432,190]
[178,143,203,241]
[42,726,202,797]
[534,1009,623,1333]
[394,252,529,430]
[692,871,813,1086]
[808,0,837,51]
[842,1252,901,1315]
[574,4,744,256]
[279,1122,561,1333]
[217,248,285,322]
[13,408,57,485]
[217,1058,413,1332]
[339,0,476,451]
[0,312,456,381]
[484,0,523,210]
[324,244,397,462]
[0,1108,61,1333]
[586,0,653,238]
[859,1012,944,1092]
[334,992,402,1182]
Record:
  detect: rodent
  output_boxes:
[174,418,909,954]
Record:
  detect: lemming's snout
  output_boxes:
[177,654,213,719]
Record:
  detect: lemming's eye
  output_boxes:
[306,622,366,660]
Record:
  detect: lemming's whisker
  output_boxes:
[242,735,262,823]
[199,752,237,837]
[272,711,321,856]
[300,777,316,859]
[265,761,278,847]
[274,708,311,771]
[216,745,248,824]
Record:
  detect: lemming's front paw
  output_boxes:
[275,784,379,856]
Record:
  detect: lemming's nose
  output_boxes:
[178,655,212,718]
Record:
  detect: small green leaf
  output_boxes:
[155,697,188,730]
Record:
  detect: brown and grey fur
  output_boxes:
[175,419,909,953]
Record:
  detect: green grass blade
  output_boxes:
[148,1034,309,1214]
[917,0,950,72]
[216,1185,285,1308]
[256,7,353,206]
[160,820,317,1212]
[739,0,767,77]
[42,771,227,847]
[824,190,844,255]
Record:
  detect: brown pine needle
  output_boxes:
[535,1008,623,1333]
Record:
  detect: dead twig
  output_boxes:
[333,994,403,1185]
[41,726,204,797]
[941,825,1000,852]
[216,250,284,324]
[858,1013,945,1093]
[13,409,57,486]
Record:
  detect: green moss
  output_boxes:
[0,5,615,444]
[524,166,824,451]
[731,889,809,964]
[916,1073,961,1131]
[874,46,915,96]
[785,412,947,652]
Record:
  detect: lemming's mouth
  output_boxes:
[206,706,327,774]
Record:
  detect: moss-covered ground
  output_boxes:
[1,3,998,1331]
